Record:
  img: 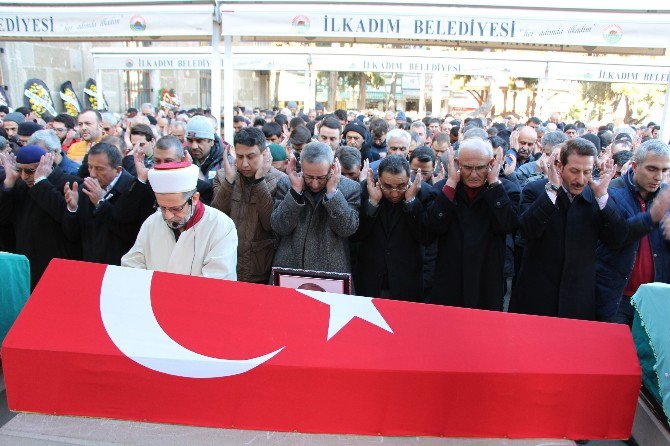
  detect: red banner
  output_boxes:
[2,260,640,439]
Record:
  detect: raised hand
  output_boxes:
[286,155,303,194]
[255,148,272,180]
[589,158,615,198]
[509,130,519,150]
[650,188,670,223]
[503,155,517,177]
[1,152,19,188]
[405,169,422,202]
[487,147,503,185]
[64,181,79,212]
[280,124,290,148]
[536,153,550,175]
[35,152,54,179]
[359,159,370,182]
[326,158,341,194]
[662,214,670,240]
[546,152,562,189]
[63,129,77,148]
[366,168,382,206]
[445,146,460,188]
[134,146,149,182]
[82,177,104,205]
[434,160,446,183]
[222,145,237,184]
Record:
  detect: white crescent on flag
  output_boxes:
[100,265,284,378]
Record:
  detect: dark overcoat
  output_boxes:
[0,166,82,288]
[510,178,627,320]
[424,179,519,310]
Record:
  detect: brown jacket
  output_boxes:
[212,167,286,283]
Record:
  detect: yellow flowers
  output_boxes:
[87,84,99,109]
[63,88,79,116]
[26,83,54,118]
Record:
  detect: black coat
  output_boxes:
[61,169,139,265]
[510,179,627,320]
[352,185,433,302]
[0,167,82,289]
[424,179,519,310]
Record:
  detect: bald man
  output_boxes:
[512,125,539,169]
[424,138,519,311]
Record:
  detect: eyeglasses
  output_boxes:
[153,197,192,214]
[380,183,409,193]
[303,173,331,182]
[15,167,36,175]
[52,127,68,133]
[460,164,489,174]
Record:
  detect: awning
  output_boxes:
[220,2,670,49]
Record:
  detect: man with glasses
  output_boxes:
[122,160,238,279]
[0,145,82,289]
[271,141,360,274]
[352,154,432,301]
[51,113,78,152]
[424,138,519,311]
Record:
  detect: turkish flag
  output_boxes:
[2,259,640,439]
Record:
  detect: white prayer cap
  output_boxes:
[148,161,199,193]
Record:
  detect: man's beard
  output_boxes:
[164,203,194,229]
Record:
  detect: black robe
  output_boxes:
[0,166,82,289]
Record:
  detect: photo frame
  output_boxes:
[271,267,352,295]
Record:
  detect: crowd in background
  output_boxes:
[1,99,669,327]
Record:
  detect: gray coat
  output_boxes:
[271,175,361,274]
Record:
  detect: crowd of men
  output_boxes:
[1,101,669,327]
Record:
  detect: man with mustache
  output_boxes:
[510,138,627,320]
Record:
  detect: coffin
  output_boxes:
[2,259,640,439]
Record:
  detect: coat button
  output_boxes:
[438,213,444,217]
[496,201,501,207]
[654,254,658,257]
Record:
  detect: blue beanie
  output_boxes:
[16,145,47,164]
[4,112,25,125]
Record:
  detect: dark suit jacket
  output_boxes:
[510,179,627,320]
[62,169,139,265]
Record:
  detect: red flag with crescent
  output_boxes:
[2,260,640,439]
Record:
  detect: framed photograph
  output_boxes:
[271,267,352,295]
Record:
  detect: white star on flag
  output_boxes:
[296,290,394,340]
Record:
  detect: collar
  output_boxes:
[184,200,205,231]
[104,171,123,195]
